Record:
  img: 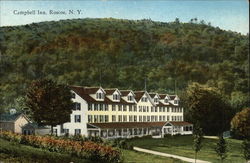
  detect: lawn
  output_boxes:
[122,149,187,163]
[127,135,245,163]
[0,138,185,163]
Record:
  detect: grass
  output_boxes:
[127,135,245,163]
[0,138,186,163]
[121,149,187,163]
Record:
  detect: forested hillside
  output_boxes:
[0,18,249,111]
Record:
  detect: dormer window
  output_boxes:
[113,94,120,100]
[141,97,148,102]
[96,92,104,100]
[127,95,134,101]
[174,100,178,104]
[165,99,168,103]
[154,98,159,103]
[72,93,76,99]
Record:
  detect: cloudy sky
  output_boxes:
[0,0,249,35]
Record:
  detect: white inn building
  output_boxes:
[53,86,193,138]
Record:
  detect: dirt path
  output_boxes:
[133,147,211,163]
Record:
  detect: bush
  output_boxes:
[0,131,121,163]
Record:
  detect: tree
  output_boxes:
[26,79,73,133]
[215,134,227,163]
[231,108,250,139]
[184,83,232,135]
[242,139,250,162]
[193,124,203,163]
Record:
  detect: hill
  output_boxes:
[0,18,249,110]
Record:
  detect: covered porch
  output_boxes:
[162,121,193,136]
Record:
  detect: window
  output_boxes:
[155,107,158,112]
[151,107,154,112]
[155,116,158,121]
[141,97,148,102]
[129,115,133,122]
[123,105,127,111]
[139,106,142,112]
[143,116,146,122]
[88,115,93,122]
[134,115,137,122]
[72,93,76,99]
[75,115,81,123]
[167,116,169,121]
[127,95,133,101]
[143,106,146,112]
[174,100,178,104]
[112,115,116,122]
[139,116,142,122]
[147,106,149,112]
[163,107,165,112]
[118,105,122,111]
[112,105,116,111]
[133,105,137,112]
[96,92,104,100]
[123,115,127,122]
[73,103,81,111]
[94,115,98,122]
[64,129,69,134]
[154,98,159,103]
[100,104,103,111]
[113,94,120,100]
[163,116,166,121]
[151,116,154,122]
[88,104,92,111]
[104,115,109,122]
[165,99,168,103]
[75,129,81,135]
[167,107,169,112]
[94,104,98,111]
[99,115,104,122]
[105,104,108,111]
[159,116,162,121]
[129,105,132,112]
[147,116,150,122]
[118,115,122,122]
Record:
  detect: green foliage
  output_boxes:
[193,125,203,163]
[0,18,248,110]
[26,79,73,128]
[184,83,233,135]
[215,135,227,162]
[242,139,250,161]
[231,108,250,139]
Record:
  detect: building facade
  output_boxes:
[0,109,29,134]
[54,86,193,138]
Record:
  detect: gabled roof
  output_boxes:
[104,88,121,95]
[70,86,135,104]
[120,90,134,96]
[169,95,177,100]
[159,94,167,99]
[0,112,24,122]
[134,91,145,102]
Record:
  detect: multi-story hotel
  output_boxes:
[53,86,193,138]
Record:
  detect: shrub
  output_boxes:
[0,131,121,163]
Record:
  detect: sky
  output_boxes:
[0,0,249,35]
